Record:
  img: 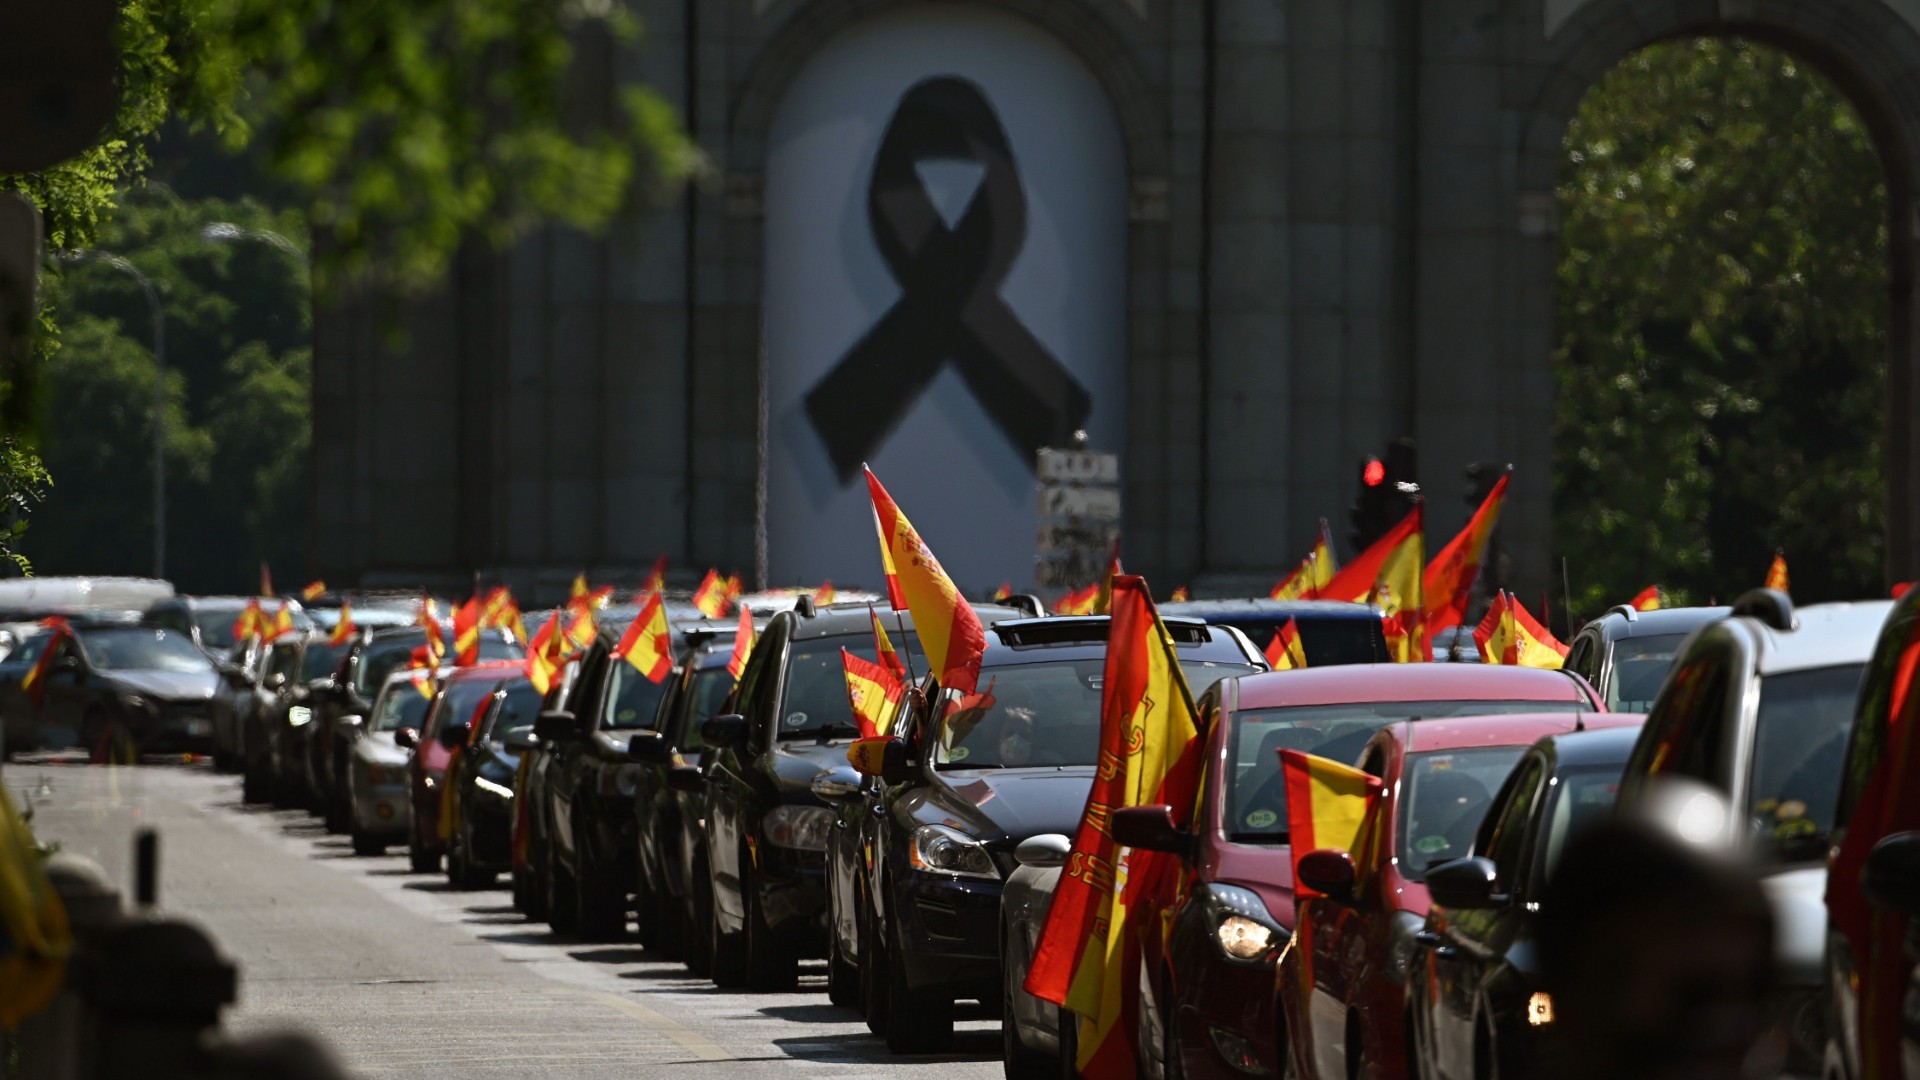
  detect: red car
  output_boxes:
[1277,711,1643,1080]
[396,662,522,874]
[1115,664,1602,1080]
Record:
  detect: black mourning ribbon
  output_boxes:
[805,76,1092,482]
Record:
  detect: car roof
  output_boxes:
[1749,600,1896,675]
[1590,606,1731,640]
[780,601,1029,642]
[978,615,1260,667]
[1230,663,1593,710]
[1159,598,1382,622]
[1399,711,1642,754]
[1540,723,1646,769]
[440,660,523,684]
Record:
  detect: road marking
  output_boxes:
[570,988,733,1061]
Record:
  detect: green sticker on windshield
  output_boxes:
[1414,835,1450,855]
[1245,809,1277,829]
[617,709,637,722]
[948,746,971,762]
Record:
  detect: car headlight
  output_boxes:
[598,764,642,798]
[474,776,515,801]
[1384,910,1425,984]
[1201,884,1282,963]
[762,805,835,852]
[908,823,1000,880]
[287,705,312,727]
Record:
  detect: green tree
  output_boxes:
[1556,38,1887,614]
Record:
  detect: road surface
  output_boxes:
[13,760,1005,1079]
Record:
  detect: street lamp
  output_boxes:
[56,249,165,579]
[200,223,308,268]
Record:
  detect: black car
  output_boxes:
[442,674,543,889]
[235,635,306,802]
[697,601,1026,993]
[1158,598,1391,664]
[0,624,220,760]
[1408,724,1643,1080]
[820,615,1265,1052]
[628,627,741,973]
[264,633,355,808]
[1560,604,1728,711]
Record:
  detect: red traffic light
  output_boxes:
[1362,458,1386,487]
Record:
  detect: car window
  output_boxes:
[1606,633,1686,712]
[1748,663,1867,862]
[268,643,301,680]
[1539,765,1624,885]
[1640,636,1735,783]
[78,628,214,674]
[601,658,671,731]
[8,634,49,667]
[426,678,499,738]
[677,667,736,751]
[372,683,432,732]
[483,682,543,742]
[1565,634,1597,684]
[193,609,243,651]
[1221,699,1583,844]
[1397,747,1526,881]
[1481,756,1546,894]
[301,641,348,681]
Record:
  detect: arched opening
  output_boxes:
[1553,36,1893,613]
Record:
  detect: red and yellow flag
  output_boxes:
[300,580,327,602]
[724,575,744,603]
[726,606,756,682]
[1630,585,1662,612]
[865,467,987,694]
[524,612,564,695]
[1270,554,1318,601]
[642,555,668,595]
[1309,519,1338,590]
[328,604,357,648]
[692,570,730,619]
[407,667,437,700]
[452,597,482,667]
[841,648,904,738]
[418,597,446,667]
[1474,591,1567,668]
[1324,503,1425,657]
[1280,750,1384,987]
[1053,583,1101,616]
[232,598,266,643]
[21,619,72,708]
[562,605,597,654]
[262,604,295,644]
[611,591,675,683]
[569,574,590,606]
[1169,586,1189,602]
[259,563,274,598]
[1264,618,1306,670]
[1765,551,1790,592]
[813,581,837,605]
[872,507,909,611]
[992,583,1012,602]
[1423,470,1509,638]
[1026,576,1205,1080]
[871,607,907,680]
[1092,542,1122,615]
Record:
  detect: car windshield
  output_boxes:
[433,678,505,737]
[301,641,348,681]
[1748,663,1867,863]
[1541,765,1627,881]
[80,628,214,674]
[1225,699,1586,843]
[267,643,301,680]
[678,666,737,750]
[1397,747,1527,879]
[601,659,671,730]
[193,608,247,650]
[779,633,924,739]
[482,681,543,742]
[931,658,1258,768]
[353,632,521,698]
[1607,633,1686,711]
[372,683,432,732]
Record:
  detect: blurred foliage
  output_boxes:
[0,439,49,575]
[1556,38,1888,616]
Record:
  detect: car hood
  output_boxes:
[770,740,859,803]
[904,767,1095,843]
[1761,863,1828,988]
[1207,841,1298,931]
[354,732,409,767]
[103,669,219,703]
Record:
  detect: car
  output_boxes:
[145,595,307,661]
[825,615,1265,1053]
[698,600,1027,992]
[1087,663,1602,1080]
[232,634,315,803]
[1275,712,1644,1080]
[1822,582,1920,1080]
[263,633,355,808]
[345,669,431,855]
[1159,598,1390,664]
[1428,625,1483,663]
[1407,724,1646,1080]
[441,674,543,888]
[628,625,742,972]
[1000,832,1080,1079]
[0,624,222,761]
[1616,590,1894,1071]
[395,662,522,873]
[1561,603,1729,711]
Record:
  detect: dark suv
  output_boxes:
[1561,603,1729,711]
[820,615,1264,1052]
[1159,598,1390,663]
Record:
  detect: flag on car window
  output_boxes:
[300,580,326,602]
[840,648,903,738]
[452,596,482,667]
[691,570,730,619]
[1325,502,1426,658]
[524,612,565,695]
[864,467,986,695]
[870,608,907,679]
[612,591,674,683]
[21,618,71,708]
[641,554,668,596]
[328,604,357,647]
[1279,750,1384,986]
[726,606,756,682]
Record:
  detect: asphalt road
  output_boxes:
[13,760,1005,1079]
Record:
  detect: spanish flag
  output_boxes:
[452,596,482,667]
[524,612,564,695]
[642,555,668,595]
[1264,618,1306,670]
[1309,519,1338,591]
[1423,469,1508,637]
[841,648,904,738]
[1270,554,1318,601]
[300,580,327,602]
[1280,750,1383,986]
[418,597,446,667]
[813,581,837,605]
[259,563,275,598]
[21,619,71,708]
[1765,551,1790,592]
[1630,585,1662,612]
[611,591,674,683]
[865,467,988,694]
[726,606,756,682]
[1026,576,1205,1079]
[0,784,71,1028]
[1092,542,1122,615]
[408,667,437,699]
[262,604,296,644]
[1169,586,1189,602]
[871,607,907,679]
[1054,583,1101,616]
[481,587,526,643]
[724,575,744,602]
[232,598,267,643]
[692,570,730,619]
[1474,591,1567,668]
[992,583,1012,602]
[328,604,357,648]
[569,574,590,606]
[1323,502,1425,657]
[562,605,598,654]
[874,508,908,611]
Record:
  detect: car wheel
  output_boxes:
[1002,929,1054,1080]
[826,914,859,1008]
[861,895,890,1037]
[407,817,440,874]
[350,825,385,857]
[547,840,580,935]
[883,911,954,1053]
[241,755,269,803]
[636,874,682,959]
[683,865,714,978]
[575,827,626,941]
[709,872,747,988]
[522,839,550,921]
[83,709,135,766]
[744,866,798,992]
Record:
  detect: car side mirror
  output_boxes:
[810,766,863,804]
[1112,805,1194,858]
[1423,856,1502,910]
[436,722,469,750]
[1296,849,1357,902]
[666,765,705,794]
[846,736,915,784]
[393,728,418,750]
[534,710,579,743]
[337,714,364,732]
[1014,833,1072,869]
[265,673,287,691]
[504,727,538,754]
[701,713,748,749]
[1863,830,1920,914]
[627,731,670,763]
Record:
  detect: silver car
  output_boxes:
[1618,590,1895,1073]
[1000,833,1079,1079]
[345,670,430,856]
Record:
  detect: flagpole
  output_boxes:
[1561,558,1574,639]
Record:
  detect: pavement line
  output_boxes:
[569,988,733,1061]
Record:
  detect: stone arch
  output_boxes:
[1499,0,1920,588]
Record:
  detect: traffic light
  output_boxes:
[1349,438,1420,552]
[1464,461,1504,509]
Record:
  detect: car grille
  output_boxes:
[166,700,211,717]
[919,900,964,942]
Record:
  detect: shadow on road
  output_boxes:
[569,947,652,964]
[772,1030,998,1064]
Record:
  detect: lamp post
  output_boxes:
[200,223,308,268]
[57,249,165,579]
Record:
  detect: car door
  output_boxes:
[43,635,92,736]
[551,650,611,866]
[1565,631,1602,696]
[706,623,783,925]
[1306,739,1393,1078]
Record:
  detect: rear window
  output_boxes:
[1606,633,1686,712]
[1210,616,1388,665]
[602,659,671,731]
[1749,663,1866,863]
[1397,747,1527,879]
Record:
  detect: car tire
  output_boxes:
[1002,931,1054,1080]
[574,816,626,941]
[636,874,682,959]
[744,867,798,992]
[547,840,581,935]
[350,825,385,857]
[82,709,135,766]
[883,914,954,1054]
[407,816,441,873]
[709,872,747,988]
[861,896,890,1037]
[826,916,859,1008]
[683,868,714,978]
